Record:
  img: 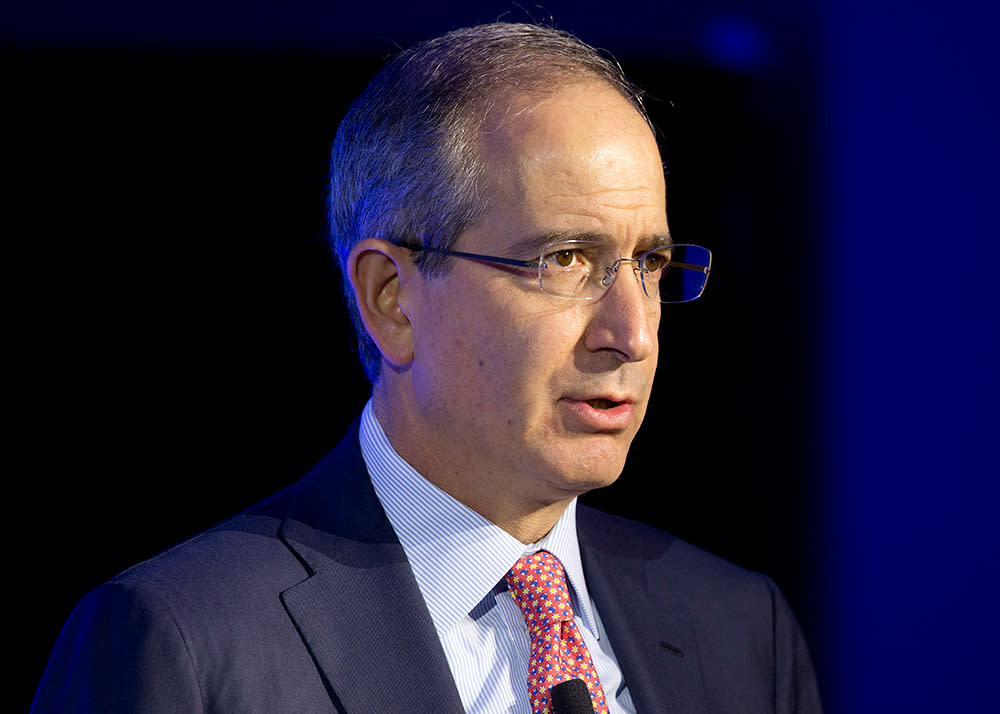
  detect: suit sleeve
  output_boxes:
[31,582,204,714]
[766,576,824,714]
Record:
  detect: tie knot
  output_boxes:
[505,550,573,626]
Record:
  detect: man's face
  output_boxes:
[395,80,667,520]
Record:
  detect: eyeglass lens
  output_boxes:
[539,241,710,303]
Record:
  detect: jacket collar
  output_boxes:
[578,504,710,714]
[277,419,466,714]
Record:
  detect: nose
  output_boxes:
[582,263,658,362]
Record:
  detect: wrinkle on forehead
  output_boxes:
[545,189,662,213]
[548,186,657,198]
[541,184,665,215]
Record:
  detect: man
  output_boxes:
[32,23,822,714]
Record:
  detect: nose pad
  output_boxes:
[600,258,642,289]
[600,263,618,288]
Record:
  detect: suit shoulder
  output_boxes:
[110,487,306,604]
[34,488,335,714]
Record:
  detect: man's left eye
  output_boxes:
[643,253,667,272]
[553,250,577,267]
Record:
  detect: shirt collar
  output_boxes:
[358,399,599,638]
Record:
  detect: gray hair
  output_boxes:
[328,22,649,382]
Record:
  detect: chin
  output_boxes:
[526,429,633,496]
[549,454,628,496]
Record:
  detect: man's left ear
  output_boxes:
[346,239,416,369]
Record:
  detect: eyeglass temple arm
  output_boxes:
[403,244,538,269]
[669,261,711,274]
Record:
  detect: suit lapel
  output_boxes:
[578,506,709,714]
[277,422,466,714]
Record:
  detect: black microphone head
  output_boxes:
[550,678,595,714]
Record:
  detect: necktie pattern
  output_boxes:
[505,551,611,714]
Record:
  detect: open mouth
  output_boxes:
[586,398,620,410]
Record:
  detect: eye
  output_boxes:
[553,250,577,267]
[541,242,602,273]
[642,250,669,273]
[543,247,585,268]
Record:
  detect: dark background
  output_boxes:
[8,2,998,712]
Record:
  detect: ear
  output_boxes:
[347,239,416,369]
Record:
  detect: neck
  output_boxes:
[465,495,573,545]
[371,385,575,544]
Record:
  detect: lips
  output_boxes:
[561,395,636,431]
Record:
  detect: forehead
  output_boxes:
[473,81,668,253]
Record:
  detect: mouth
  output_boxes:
[586,398,622,410]
[560,395,636,432]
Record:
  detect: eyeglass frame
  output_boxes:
[399,239,711,304]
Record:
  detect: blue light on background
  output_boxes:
[699,15,771,71]
[819,0,1000,710]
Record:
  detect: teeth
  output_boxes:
[587,399,616,409]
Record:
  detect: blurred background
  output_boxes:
[7,1,998,711]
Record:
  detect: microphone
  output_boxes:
[551,678,595,714]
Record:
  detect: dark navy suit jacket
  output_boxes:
[32,420,823,713]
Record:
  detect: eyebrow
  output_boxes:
[506,231,673,257]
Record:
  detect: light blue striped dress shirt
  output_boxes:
[359,400,637,714]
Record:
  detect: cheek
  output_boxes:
[452,321,566,423]
[416,284,586,408]
[467,329,536,394]
[413,313,521,405]
[495,320,586,426]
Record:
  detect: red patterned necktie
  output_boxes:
[505,550,611,714]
